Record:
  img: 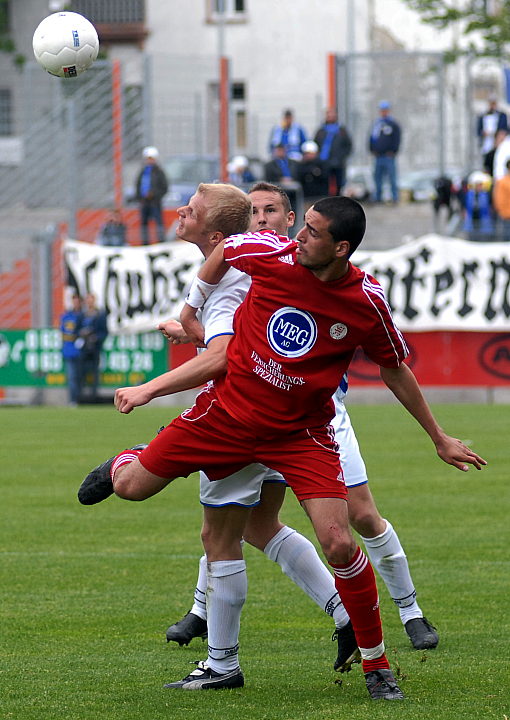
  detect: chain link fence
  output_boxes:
[0,50,473,330]
[337,51,470,177]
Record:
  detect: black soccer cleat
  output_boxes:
[364,668,405,700]
[77,444,147,505]
[332,620,361,673]
[164,661,244,690]
[166,611,208,645]
[404,616,439,650]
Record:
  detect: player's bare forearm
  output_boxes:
[380,364,487,471]
[180,304,206,347]
[114,335,230,414]
[198,240,229,284]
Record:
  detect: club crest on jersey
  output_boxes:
[267,307,317,358]
[330,322,348,340]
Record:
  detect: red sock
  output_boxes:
[110,449,145,480]
[331,546,389,671]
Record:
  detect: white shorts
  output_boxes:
[199,464,285,507]
[199,398,367,507]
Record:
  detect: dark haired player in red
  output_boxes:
[80,196,485,699]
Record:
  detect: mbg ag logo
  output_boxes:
[267,307,317,358]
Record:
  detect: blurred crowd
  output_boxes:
[99,96,510,246]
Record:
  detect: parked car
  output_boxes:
[162,154,221,207]
[161,154,264,207]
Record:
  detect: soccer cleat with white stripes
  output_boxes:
[164,661,244,690]
[77,445,147,505]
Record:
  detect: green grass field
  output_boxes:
[0,403,508,720]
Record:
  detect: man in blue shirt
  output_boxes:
[369,101,401,204]
[268,109,307,161]
[135,147,169,245]
[60,293,83,405]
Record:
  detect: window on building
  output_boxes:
[0,0,9,33]
[207,0,247,22]
[0,89,12,136]
[71,0,147,41]
[71,0,145,23]
[231,82,245,101]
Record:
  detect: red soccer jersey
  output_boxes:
[213,230,408,434]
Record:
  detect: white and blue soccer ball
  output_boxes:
[32,11,99,79]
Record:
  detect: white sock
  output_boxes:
[206,559,247,674]
[190,554,207,621]
[264,526,350,629]
[361,520,423,625]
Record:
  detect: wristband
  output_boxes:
[186,276,219,309]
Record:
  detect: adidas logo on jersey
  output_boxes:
[278,254,294,265]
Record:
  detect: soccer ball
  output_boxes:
[32,12,99,79]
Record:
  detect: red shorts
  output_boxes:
[139,386,346,502]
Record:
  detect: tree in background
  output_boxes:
[0,0,24,67]
[402,0,510,60]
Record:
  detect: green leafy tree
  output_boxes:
[402,0,510,59]
[0,0,25,67]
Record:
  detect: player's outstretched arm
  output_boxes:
[114,335,231,414]
[380,363,487,472]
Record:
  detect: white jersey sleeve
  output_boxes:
[200,267,251,345]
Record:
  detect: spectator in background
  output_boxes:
[492,159,510,241]
[463,171,494,242]
[314,108,352,195]
[268,109,307,161]
[79,293,108,403]
[135,146,169,245]
[483,128,507,177]
[477,94,508,171]
[264,143,298,185]
[492,129,510,181]
[227,156,255,187]
[96,209,127,247]
[60,293,83,406]
[294,140,329,208]
[369,100,401,204]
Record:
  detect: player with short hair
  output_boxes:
[165,181,439,655]
[105,181,360,673]
[80,192,485,700]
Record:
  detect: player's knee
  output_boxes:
[113,473,146,501]
[319,532,355,565]
[348,505,385,537]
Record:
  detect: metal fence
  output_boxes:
[0,49,477,331]
[336,51,471,177]
[0,60,146,212]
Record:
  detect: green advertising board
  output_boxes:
[0,329,167,388]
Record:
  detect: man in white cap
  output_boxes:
[135,146,169,244]
[227,156,255,187]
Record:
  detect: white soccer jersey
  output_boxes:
[200,267,250,345]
